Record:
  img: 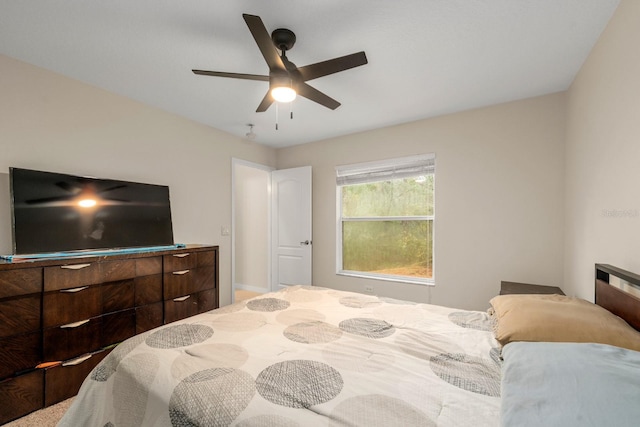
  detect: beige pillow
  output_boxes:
[489,294,640,352]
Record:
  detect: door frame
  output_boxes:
[231,158,274,303]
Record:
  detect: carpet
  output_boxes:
[4,397,74,427]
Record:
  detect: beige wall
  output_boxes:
[0,54,277,307]
[277,93,566,310]
[564,0,640,299]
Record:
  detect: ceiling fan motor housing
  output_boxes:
[271,28,296,52]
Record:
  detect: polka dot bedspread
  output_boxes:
[59,286,501,426]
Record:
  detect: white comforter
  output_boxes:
[59,286,501,426]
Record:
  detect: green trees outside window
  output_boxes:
[340,175,434,279]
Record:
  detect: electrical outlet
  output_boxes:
[221,226,230,236]
[364,285,374,294]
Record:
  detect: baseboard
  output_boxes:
[234,283,270,294]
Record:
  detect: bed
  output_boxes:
[59,264,640,426]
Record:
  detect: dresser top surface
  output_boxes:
[0,244,218,271]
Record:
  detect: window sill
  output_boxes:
[337,271,435,286]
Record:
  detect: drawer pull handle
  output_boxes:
[173,270,190,275]
[62,354,92,367]
[61,319,91,329]
[61,263,91,270]
[60,286,89,293]
[173,295,191,302]
[173,253,190,258]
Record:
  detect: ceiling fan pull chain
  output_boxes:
[290,100,293,120]
[275,102,279,130]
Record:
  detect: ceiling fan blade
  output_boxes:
[25,195,74,205]
[297,83,341,110]
[55,181,81,193]
[256,91,274,112]
[98,184,127,194]
[192,70,269,81]
[242,14,286,72]
[297,51,368,81]
[102,197,130,203]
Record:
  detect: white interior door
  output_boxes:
[271,166,312,291]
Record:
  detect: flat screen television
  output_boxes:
[9,167,174,255]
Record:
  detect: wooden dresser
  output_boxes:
[0,244,218,425]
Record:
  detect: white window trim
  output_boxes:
[335,154,435,286]
[337,270,434,286]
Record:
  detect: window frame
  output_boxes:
[335,154,435,286]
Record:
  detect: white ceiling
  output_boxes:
[0,1,620,148]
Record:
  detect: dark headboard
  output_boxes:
[595,264,640,332]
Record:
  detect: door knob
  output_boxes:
[300,240,311,245]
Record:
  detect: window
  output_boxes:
[336,154,435,284]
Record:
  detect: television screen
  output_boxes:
[10,167,174,255]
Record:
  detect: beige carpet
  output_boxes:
[235,289,262,301]
[5,398,74,427]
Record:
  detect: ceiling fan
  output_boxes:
[192,14,368,112]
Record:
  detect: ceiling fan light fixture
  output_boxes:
[78,198,97,208]
[271,85,296,103]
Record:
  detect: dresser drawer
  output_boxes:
[42,286,101,328]
[0,268,42,299]
[101,309,136,347]
[163,268,196,300]
[164,293,199,324]
[0,370,44,424]
[0,331,41,379]
[100,259,136,283]
[136,256,162,276]
[163,252,197,272]
[196,250,216,267]
[0,294,41,338]
[164,289,216,324]
[44,348,111,407]
[193,265,216,293]
[43,318,102,362]
[135,274,163,305]
[43,308,136,362]
[136,302,163,334]
[164,266,216,300]
[197,288,217,313]
[44,262,100,292]
[102,279,135,313]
